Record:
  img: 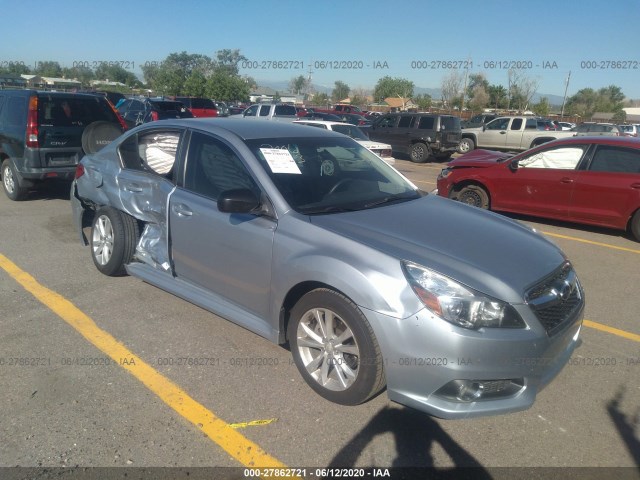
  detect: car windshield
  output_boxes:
[331,124,368,140]
[246,136,420,214]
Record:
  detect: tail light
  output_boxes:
[74,163,85,179]
[151,111,159,121]
[26,95,39,148]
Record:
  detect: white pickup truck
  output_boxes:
[458,116,575,153]
[232,103,298,122]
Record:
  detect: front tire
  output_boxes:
[91,207,140,276]
[630,210,640,242]
[457,138,475,154]
[456,185,490,209]
[2,159,28,201]
[288,289,386,405]
[410,142,431,163]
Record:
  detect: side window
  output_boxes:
[525,118,538,129]
[184,132,258,201]
[398,116,415,128]
[1,96,27,127]
[117,99,131,114]
[486,118,509,130]
[244,105,259,117]
[519,146,586,170]
[510,118,523,130]
[259,105,271,117]
[418,116,435,130]
[119,130,181,177]
[589,146,640,174]
[378,116,398,128]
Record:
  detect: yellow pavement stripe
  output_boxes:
[542,232,640,254]
[0,253,286,469]
[583,319,640,343]
[230,418,278,429]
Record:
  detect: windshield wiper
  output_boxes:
[363,193,420,209]
[300,205,360,215]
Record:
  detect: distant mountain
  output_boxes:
[256,79,565,107]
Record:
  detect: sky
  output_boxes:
[1,0,639,100]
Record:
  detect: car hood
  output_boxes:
[309,195,565,303]
[448,149,514,168]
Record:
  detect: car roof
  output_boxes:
[146,118,345,140]
[534,136,640,148]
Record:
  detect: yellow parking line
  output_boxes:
[0,253,287,469]
[542,232,640,254]
[583,319,640,343]
[230,418,278,429]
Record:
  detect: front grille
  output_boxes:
[526,262,584,336]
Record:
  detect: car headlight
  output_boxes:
[402,261,525,329]
[437,168,452,180]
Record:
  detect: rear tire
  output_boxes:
[91,207,140,276]
[288,289,386,405]
[631,210,640,242]
[2,159,28,201]
[456,185,490,209]
[410,142,431,163]
[457,138,475,154]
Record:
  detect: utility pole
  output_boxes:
[560,71,571,120]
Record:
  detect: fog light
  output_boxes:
[453,380,484,401]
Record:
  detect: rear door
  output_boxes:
[569,145,640,229]
[169,130,276,329]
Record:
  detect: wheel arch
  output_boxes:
[530,137,555,148]
[449,178,491,203]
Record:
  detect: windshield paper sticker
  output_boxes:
[261,148,302,174]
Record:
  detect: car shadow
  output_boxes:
[607,386,640,467]
[393,152,453,165]
[496,211,636,243]
[327,406,491,476]
[22,180,73,201]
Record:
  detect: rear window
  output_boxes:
[38,95,118,127]
[439,116,460,131]
[1,96,27,127]
[189,98,215,109]
[150,101,186,112]
[274,105,297,116]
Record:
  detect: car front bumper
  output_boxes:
[363,301,583,419]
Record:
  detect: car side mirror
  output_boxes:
[482,125,486,131]
[218,189,261,214]
[509,160,519,172]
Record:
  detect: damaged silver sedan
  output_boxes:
[71,119,584,418]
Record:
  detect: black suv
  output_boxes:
[116,98,194,129]
[0,90,126,200]
[368,113,461,162]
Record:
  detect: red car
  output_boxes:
[436,137,640,240]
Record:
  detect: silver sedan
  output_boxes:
[71,119,584,418]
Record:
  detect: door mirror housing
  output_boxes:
[217,189,260,214]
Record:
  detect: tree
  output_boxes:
[183,70,208,97]
[215,49,247,76]
[310,92,330,106]
[34,61,62,77]
[0,62,31,75]
[487,84,508,109]
[468,85,489,112]
[289,75,309,95]
[565,86,626,118]
[440,71,463,111]
[373,76,414,103]
[413,94,432,111]
[533,97,550,116]
[332,81,350,102]
[61,66,95,86]
[94,64,139,86]
[206,70,250,102]
[507,69,539,111]
[611,109,627,123]
[466,73,489,100]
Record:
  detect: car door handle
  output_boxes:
[631,183,640,189]
[172,203,193,217]
[560,177,574,184]
[500,131,507,134]
[123,183,143,193]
